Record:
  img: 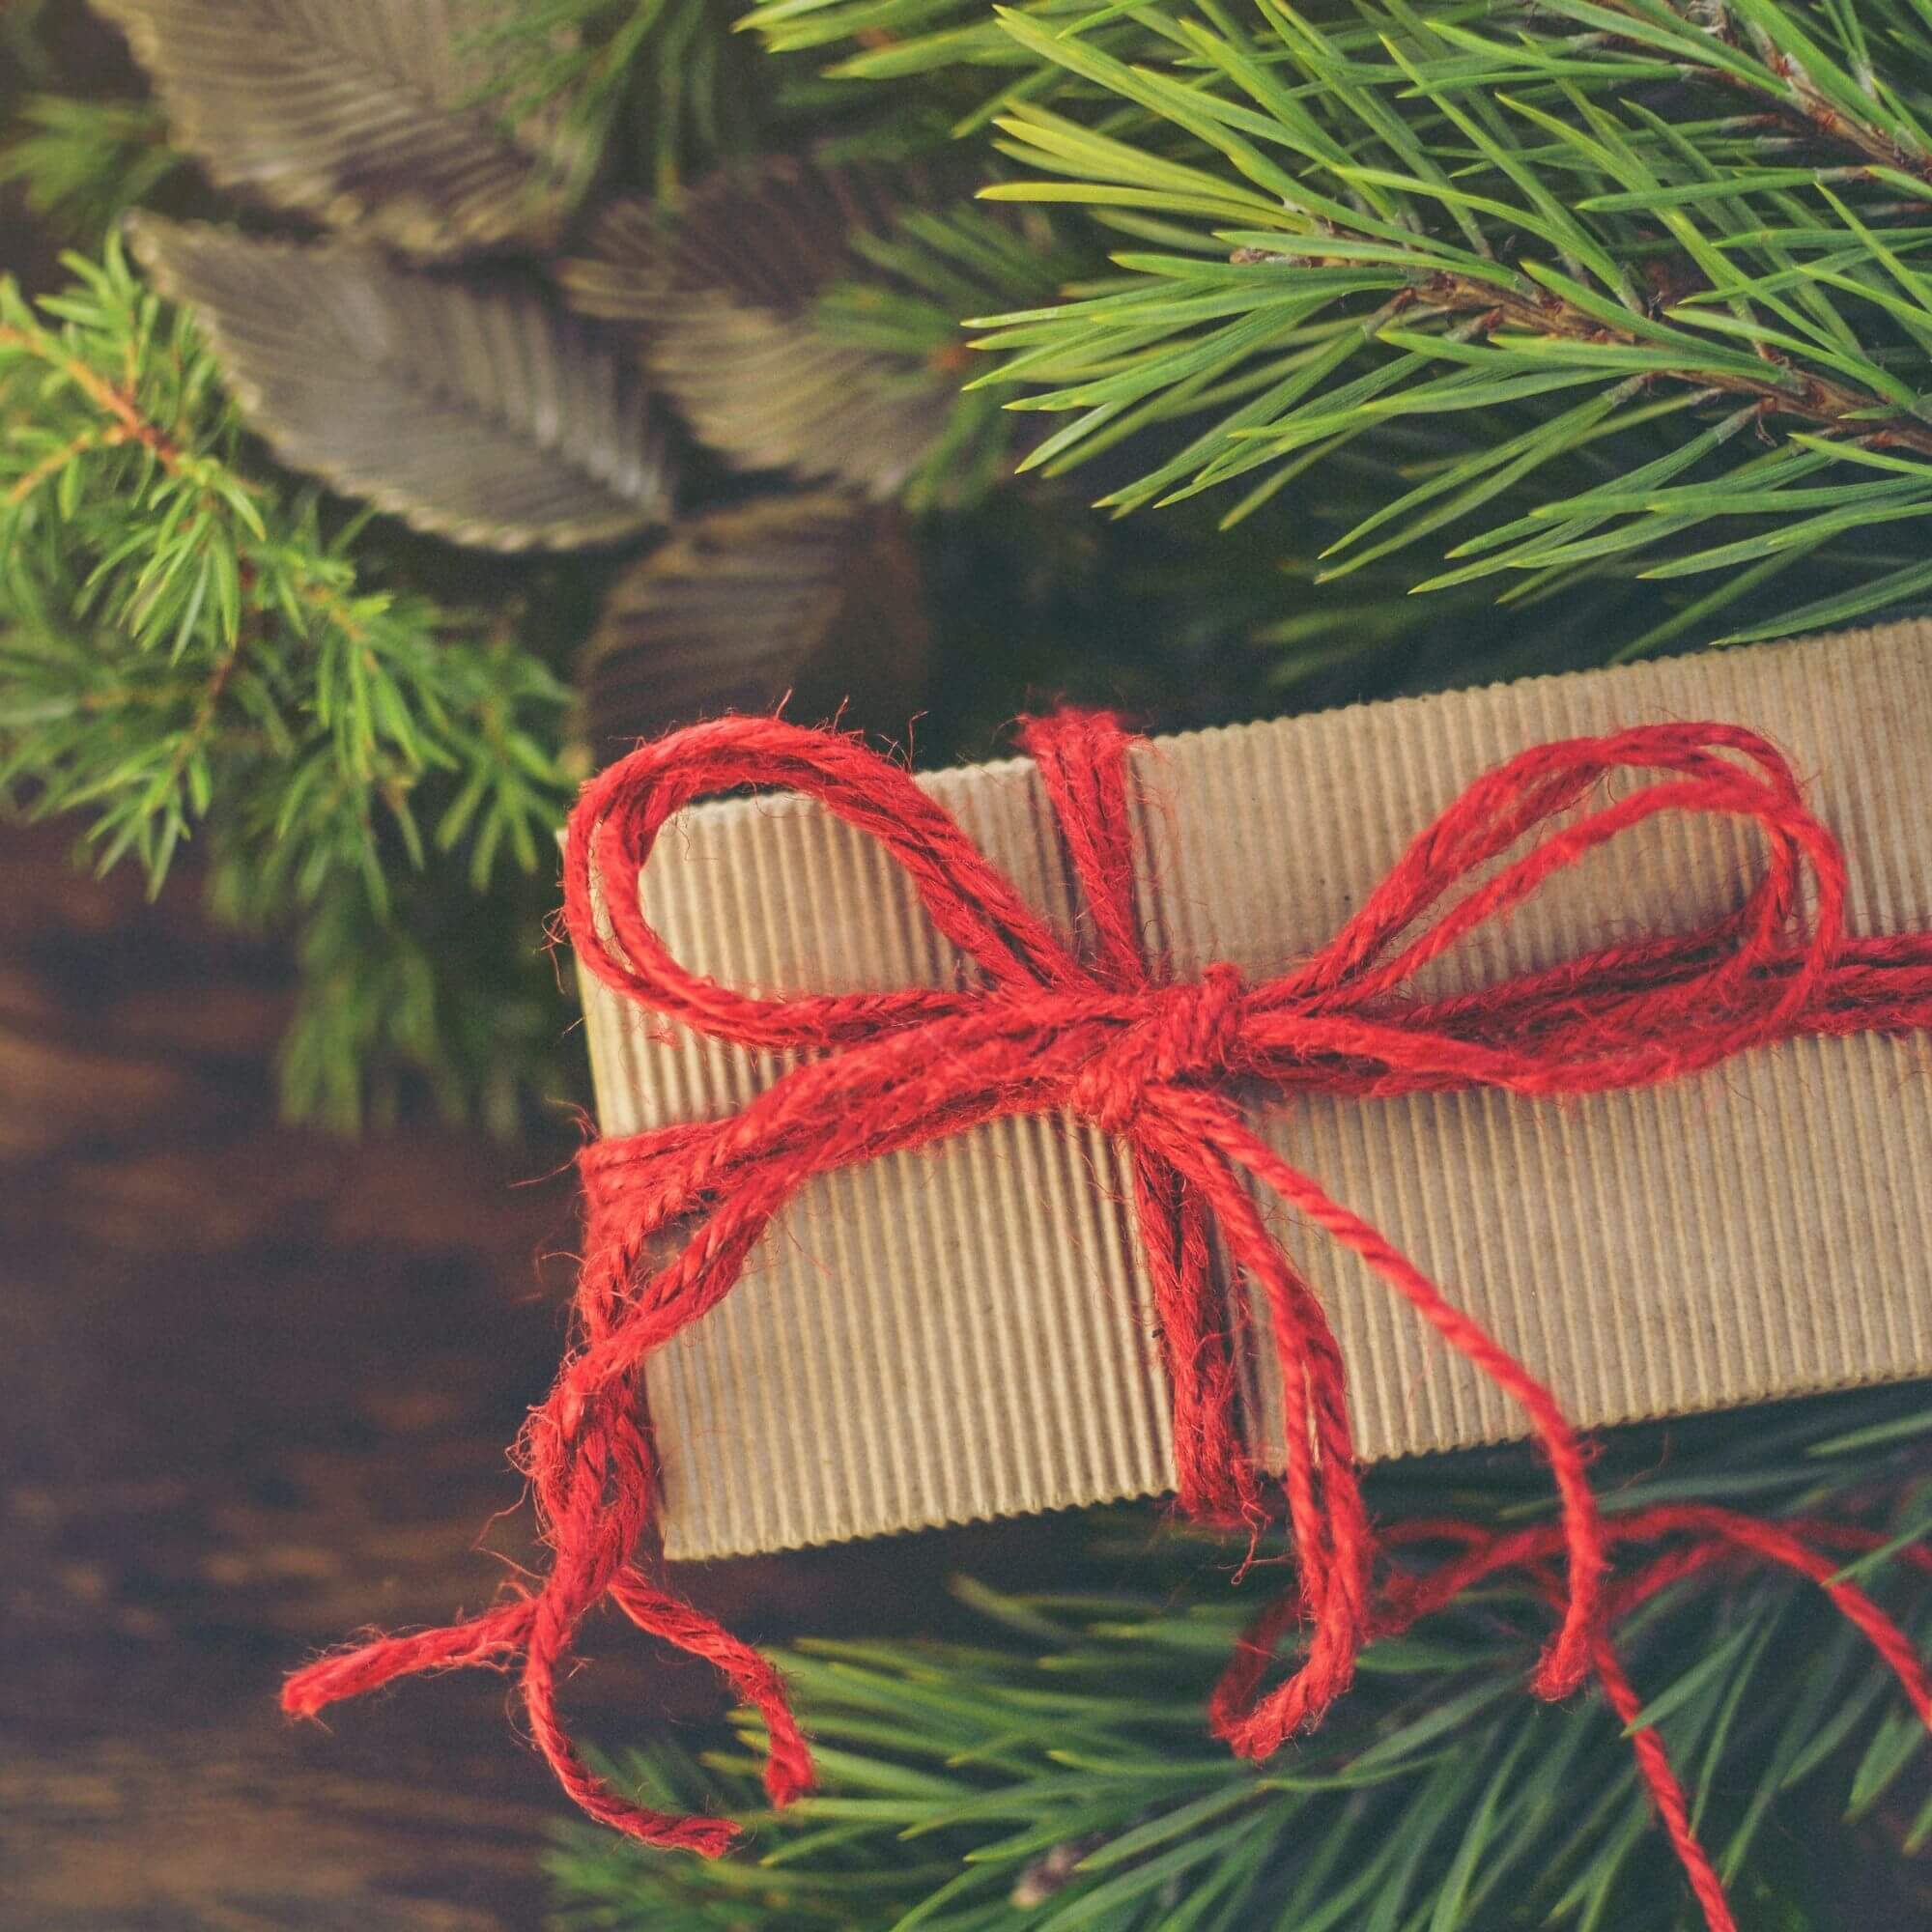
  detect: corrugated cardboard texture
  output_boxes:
[578,624,1932,1563]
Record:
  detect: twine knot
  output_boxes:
[1070,963,1248,1131]
[286,706,1932,1932]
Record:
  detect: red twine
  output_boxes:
[287,710,1932,1922]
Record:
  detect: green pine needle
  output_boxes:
[941,0,1932,649]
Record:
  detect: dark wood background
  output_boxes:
[0,824,1034,1928]
[0,53,1045,1911]
[0,21,718,1917]
[0,820,587,1928]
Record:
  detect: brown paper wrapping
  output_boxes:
[576,623,1932,1564]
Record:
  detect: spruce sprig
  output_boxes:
[0,93,182,242]
[471,0,780,199]
[0,239,573,1126]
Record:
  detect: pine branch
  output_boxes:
[1314,263,1932,458]
[549,1382,1932,1932]
[956,0,1932,648]
[1575,0,1932,184]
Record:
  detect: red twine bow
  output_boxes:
[287,710,1932,1925]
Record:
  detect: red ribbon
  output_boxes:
[288,710,1932,1925]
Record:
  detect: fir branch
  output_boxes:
[266,847,568,1136]
[0,94,183,242]
[472,0,777,201]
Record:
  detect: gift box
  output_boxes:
[576,620,1932,1565]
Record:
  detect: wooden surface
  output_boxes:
[0,827,891,1927]
[0,822,582,1927]
[0,822,1086,1927]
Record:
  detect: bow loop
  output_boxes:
[1254,726,1847,1085]
[564,715,1091,1058]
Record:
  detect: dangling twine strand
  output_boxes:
[287,710,1932,1922]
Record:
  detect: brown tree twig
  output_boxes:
[0,322,185,469]
[1428,270,1932,459]
[1219,249,1932,460]
[1576,0,1932,188]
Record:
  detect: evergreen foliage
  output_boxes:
[0,93,180,238]
[549,1387,1932,1932]
[0,239,573,1127]
[959,0,1932,649]
[475,0,778,195]
[35,2,1932,1117]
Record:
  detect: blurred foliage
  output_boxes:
[471,0,780,200]
[0,93,182,238]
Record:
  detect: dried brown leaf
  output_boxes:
[96,0,572,259]
[575,491,930,760]
[132,215,675,552]
[554,198,667,326]
[561,157,956,499]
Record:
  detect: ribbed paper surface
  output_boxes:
[578,624,1932,1563]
